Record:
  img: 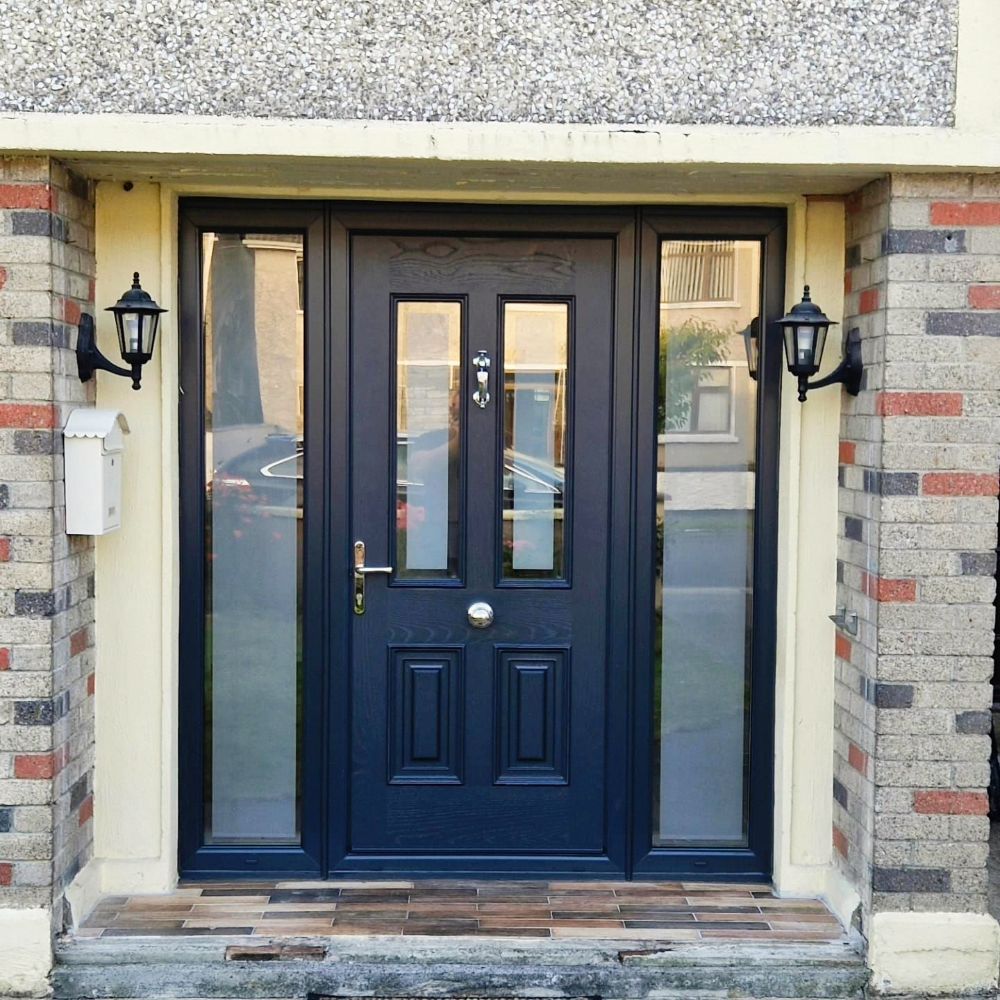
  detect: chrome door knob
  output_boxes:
[467,601,494,629]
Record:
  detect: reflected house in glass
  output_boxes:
[202,233,305,844]
[655,240,761,845]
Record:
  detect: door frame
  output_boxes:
[630,209,786,878]
[176,200,784,880]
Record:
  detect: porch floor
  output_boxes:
[78,879,846,943]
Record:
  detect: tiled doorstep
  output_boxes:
[78,879,846,943]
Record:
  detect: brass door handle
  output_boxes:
[353,540,392,615]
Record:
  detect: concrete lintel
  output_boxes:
[2,114,1000,194]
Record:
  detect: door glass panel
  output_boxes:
[501,302,569,580]
[202,232,304,845]
[395,301,461,579]
[653,239,761,846]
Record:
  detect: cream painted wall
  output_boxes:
[771,199,854,918]
[90,182,176,893]
[75,178,845,915]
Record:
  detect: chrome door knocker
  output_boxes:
[473,350,491,409]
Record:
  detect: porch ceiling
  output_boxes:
[63,153,876,196]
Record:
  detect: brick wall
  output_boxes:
[836,174,1000,929]
[0,157,96,930]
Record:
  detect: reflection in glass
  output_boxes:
[203,232,304,845]
[502,302,569,580]
[396,302,461,579]
[653,240,761,846]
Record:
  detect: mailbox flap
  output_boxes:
[64,408,130,452]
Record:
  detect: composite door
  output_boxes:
[346,231,621,872]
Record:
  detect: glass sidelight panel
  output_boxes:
[202,232,304,844]
[653,240,761,846]
[501,302,569,581]
[395,301,462,579]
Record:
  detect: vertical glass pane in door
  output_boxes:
[395,301,462,579]
[652,240,761,846]
[501,302,569,580]
[203,232,304,844]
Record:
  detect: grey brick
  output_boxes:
[927,312,1000,336]
[960,551,997,576]
[846,244,862,268]
[833,777,849,809]
[956,711,992,735]
[12,321,70,348]
[14,590,56,618]
[0,484,8,509]
[0,807,11,833]
[873,866,951,893]
[859,675,878,704]
[883,229,966,254]
[11,211,68,241]
[876,683,915,709]
[68,775,88,811]
[845,516,864,542]
[864,470,920,496]
[13,699,54,725]
[13,430,54,455]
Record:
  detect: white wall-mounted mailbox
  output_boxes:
[64,409,130,535]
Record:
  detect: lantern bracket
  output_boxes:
[76,313,140,389]
[796,327,863,402]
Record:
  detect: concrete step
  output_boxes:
[53,933,867,999]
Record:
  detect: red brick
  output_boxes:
[877,392,963,417]
[858,288,879,314]
[839,441,856,465]
[922,472,999,496]
[70,627,89,658]
[86,672,95,696]
[0,864,11,886]
[78,794,94,826]
[968,284,1000,309]
[0,648,9,670]
[832,825,849,859]
[844,271,853,295]
[845,192,863,215]
[0,266,6,290]
[62,297,82,326]
[835,633,852,662]
[0,403,57,429]
[14,753,56,779]
[864,573,916,602]
[931,201,1000,226]
[848,743,869,776]
[914,790,988,815]
[0,183,52,210]
[0,538,10,562]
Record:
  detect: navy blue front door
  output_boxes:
[346,232,622,873]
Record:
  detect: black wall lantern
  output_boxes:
[776,285,862,402]
[742,315,760,381]
[77,272,167,390]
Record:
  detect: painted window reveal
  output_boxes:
[202,231,304,845]
[501,301,569,581]
[395,301,462,579]
[653,239,761,847]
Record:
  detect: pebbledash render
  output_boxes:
[0,1,999,998]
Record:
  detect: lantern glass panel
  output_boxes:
[811,323,829,370]
[144,312,160,357]
[123,313,142,356]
